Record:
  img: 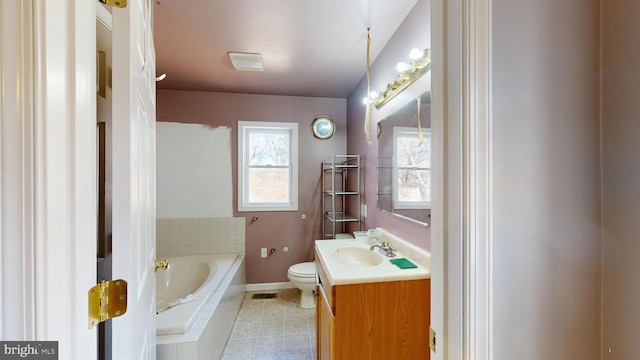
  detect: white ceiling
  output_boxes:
[153,0,418,98]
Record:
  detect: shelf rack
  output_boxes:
[321,155,361,239]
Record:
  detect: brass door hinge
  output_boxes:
[99,0,127,8]
[88,279,128,329]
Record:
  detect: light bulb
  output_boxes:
[409,48,422,60]
[362,97,370,105]
[396,62,409,73]
[369,91,379,99]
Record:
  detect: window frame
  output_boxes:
[392,126,432,210]
[237,121,298,212]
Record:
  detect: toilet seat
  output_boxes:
[288,262,315,278]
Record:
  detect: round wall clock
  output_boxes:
[311,116,335,140]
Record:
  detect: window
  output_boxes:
[238,121,298,211]
[393,127,431,209]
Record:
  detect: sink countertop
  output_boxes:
[315,239,431,286]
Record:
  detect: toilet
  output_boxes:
[287,262,316,308]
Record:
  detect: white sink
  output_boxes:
[331,246,384,267]
[315,237,431,286]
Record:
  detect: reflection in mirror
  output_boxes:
[377,92,431,226]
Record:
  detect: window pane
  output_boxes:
[397,135,430,168]
[248,168,290,203]
[398,169,431,203]
[247,130,290,166]
[238,121,298,212]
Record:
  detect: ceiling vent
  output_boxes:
[228,52,264,71]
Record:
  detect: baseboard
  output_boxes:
[246,282,296,292]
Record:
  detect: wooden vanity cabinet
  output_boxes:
[315,255,430,360]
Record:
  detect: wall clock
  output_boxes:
[311,116,335,140]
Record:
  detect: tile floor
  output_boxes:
[221,289,316,359]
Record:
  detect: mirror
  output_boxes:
[311,116,335,140]
[377,92,431,226]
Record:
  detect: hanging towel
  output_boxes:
[169,294,196,308]
[157,294,197,313]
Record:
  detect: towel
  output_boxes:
[169,294,196,308]
[157,294,197,314]
[390,258,417,269]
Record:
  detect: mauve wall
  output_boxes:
[602,0,640,357]
[156,90,346,283]
[347,0,431,250]
[491,0,601,358]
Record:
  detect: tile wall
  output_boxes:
[157,217,246,257]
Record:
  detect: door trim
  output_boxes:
[462,0,492,358]
[0,0,97,357]
[0,0,38,339]
[430,0,492,358]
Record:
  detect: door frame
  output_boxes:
[0,0,97,357]
[1,0,494,358]
[430,0,492,359]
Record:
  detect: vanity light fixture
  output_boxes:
[372,48,431,109]
[228,52,264,71]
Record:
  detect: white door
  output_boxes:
[111,0,157,359]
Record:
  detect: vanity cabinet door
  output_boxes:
[315,250,430,359]
[316,284,335,360]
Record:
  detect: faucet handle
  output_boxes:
[382,241,397,257]
[154,259,169,272]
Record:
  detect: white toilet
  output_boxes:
[287,262,316,308]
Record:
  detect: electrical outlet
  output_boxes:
[261,248,267,258]
[361,204,367,217]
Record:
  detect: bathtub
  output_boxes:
[156,253,244,335]
[156,254,246,360]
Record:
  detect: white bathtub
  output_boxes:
[155,253,246,360]
[156,253,244,335]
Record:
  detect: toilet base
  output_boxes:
[299,289,316,309]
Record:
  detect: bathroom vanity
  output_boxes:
[314,235,431,360]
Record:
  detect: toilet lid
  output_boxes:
[289,262,316,277]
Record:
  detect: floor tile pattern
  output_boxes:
[222,289,316,359]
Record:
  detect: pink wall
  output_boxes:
[601,0,640,356]
[347,0,431,250]
[157,90,346,283]
[491,0,601,358]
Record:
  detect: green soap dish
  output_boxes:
[390,258,417,269]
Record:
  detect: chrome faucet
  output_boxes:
[154,259,169,272]
[370,241,396,257]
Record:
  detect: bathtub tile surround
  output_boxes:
[222,289,316,359]
[157,217,246,257]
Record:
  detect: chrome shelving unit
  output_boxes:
[321,155,361,239]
